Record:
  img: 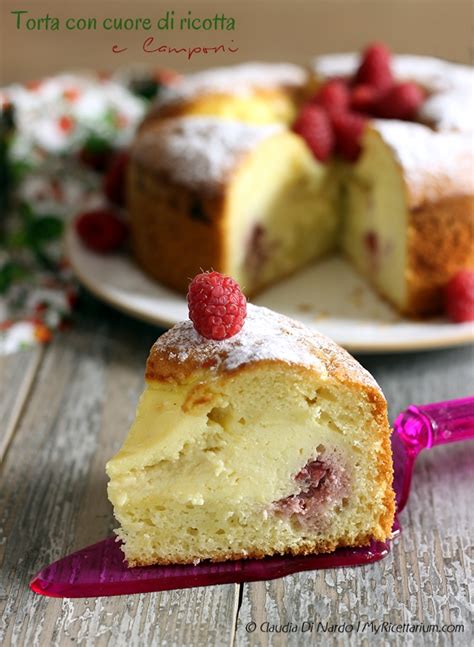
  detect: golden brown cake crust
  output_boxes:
[405,194,474,316]
[128,160,227,294]
[127,531,389,567]
[128,118,283,294]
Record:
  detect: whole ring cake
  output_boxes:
[128,45,474,317]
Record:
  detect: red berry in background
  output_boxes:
[63,87,80,102]
[187,271,247,340]
[103,151,130,206]
[350,84,380,114]
[75,209,128,253]
[374,82,425,120]
[292,105,335,162]
[313,79,350,114]
[355,42,394,91]
[332,111,367,162]
[444,270,474,323]
[58,115,75,133]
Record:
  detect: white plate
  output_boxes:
[66,227,474,353]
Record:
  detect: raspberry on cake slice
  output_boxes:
[106,273,395,566]
[187,271,247,340]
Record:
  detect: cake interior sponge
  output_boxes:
[106,305,394,566]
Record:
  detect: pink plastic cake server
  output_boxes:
[30,397,474,598]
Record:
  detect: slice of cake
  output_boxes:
[106,273,394,566]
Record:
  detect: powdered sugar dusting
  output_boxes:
[154,62,307,109]
[133,117,282,193]
[420,88,474,133]
[313,53,472,92]
[314,53,473,202]
[313,53,474,133]
[152,304,380,390]
[312,52,359,80]
[392,55,473,93]
[374,120,474,206]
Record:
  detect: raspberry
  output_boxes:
[187,271,247,340]
[313,79,350,114]
[374,82,425,120]
[332,111,367,162]
[103,150,130,206]
[292,105,334,162]
[75,208,128,253]
[444,270,474,323]
[350,84,379,114]
[355,42,394,91]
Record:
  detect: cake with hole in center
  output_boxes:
[128,45,474,318]
[106,273,394,566]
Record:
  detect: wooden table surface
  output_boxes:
[0,295,473,646]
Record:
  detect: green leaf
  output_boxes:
[0,261,29,293]
[82,133,112,155]
[10,159,33,184]
[19,201,34,224]
[129,78,161,101]
[5,229,29,248]
[31,247,56,271]
[28,215,64,243]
